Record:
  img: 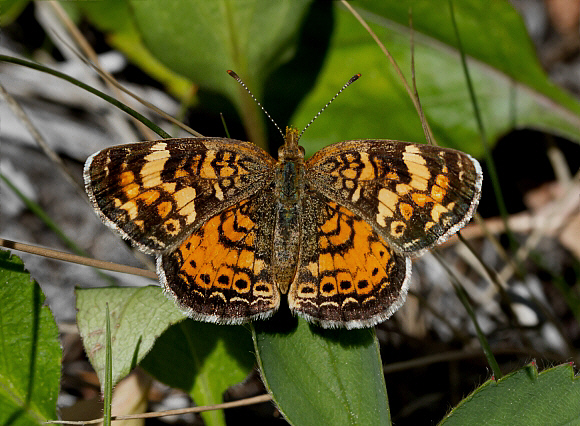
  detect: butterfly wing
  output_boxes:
[289,192,410,329]
[159,186,279,323]
[84,138,275,254]
[306,140,482,256]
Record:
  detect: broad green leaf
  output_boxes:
[140,320,255,426]
[0,250,61,425]
[69,0,193,98]
[75,286,187,388]
[291,1,580,159]
[73,0,313,147]
[127,0,312,148]
[440,363,580,425]
[0,0,29,26]
[253,315,390,425]
[127,0,312,108]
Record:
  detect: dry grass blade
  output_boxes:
[0,238,156,280]
[44,0,155,141]
[46,394,272,424]
[340,0,436,144]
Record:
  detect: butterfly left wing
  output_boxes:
[288,192,410,329]
[84,138,275,254]
[159,185,279,323]
[306,140,482,256]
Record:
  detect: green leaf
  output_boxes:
[140,320,255,426]
[291,1,580,159]
[0,0,29,26]
[127,0,312,107]
[71,0,193,98]
[0,250,61,425]
[440,363,580,425]
[126,0,313,148]
[253,314,390,425]
[75,286,187,388]
[75,0,313,148]
[103,304,112,426]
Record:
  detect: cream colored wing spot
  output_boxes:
[175,187,196,209]
[424,221,436,232]
[120,200,138,219]
[431,203,448,223]
[213,183,224,200]
[340,168,358,180]
[396,183,412,196]
[361,295,377,305]
[342,297,360,307]
[174,187,197,225]
[253,258,267,274]
[210,291,227,302]
[351,185,361,202]
[376,188,398,227]
[161,182,177,194]
[150,142,168,152]
[141,144,170,189]
[403,145,430,191]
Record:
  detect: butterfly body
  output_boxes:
[85,127,482,329]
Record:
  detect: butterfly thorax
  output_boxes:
[272,127,306,293]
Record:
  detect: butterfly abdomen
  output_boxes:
[272,153,306,293]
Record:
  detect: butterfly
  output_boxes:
[84,75,482,329]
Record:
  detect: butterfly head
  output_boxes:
[278,126,305,161]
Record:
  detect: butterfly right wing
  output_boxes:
[84,138,276,254]
[306,140,482,256]
[288,191,410,329]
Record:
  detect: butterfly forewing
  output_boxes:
[84,138,276,254]
[306,140,482,256]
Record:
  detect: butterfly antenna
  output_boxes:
[299,73,361,141]
[227,70,285,139]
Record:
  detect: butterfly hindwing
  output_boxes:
[84,138,275,253]
[306,140,482,256]
[288,192,411,329]
[159,186,279,323]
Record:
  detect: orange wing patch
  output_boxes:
[289,195,410,329]
[159,193,279,324]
